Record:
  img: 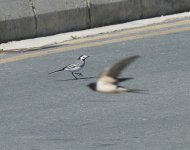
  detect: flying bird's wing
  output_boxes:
[98,55,140,79]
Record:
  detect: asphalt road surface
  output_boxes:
[0,18,190,150]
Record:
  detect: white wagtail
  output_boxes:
[87,55,146,93]
[48,55,89,79]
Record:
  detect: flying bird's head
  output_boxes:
[78,55,89,61]
[87,83,96,91]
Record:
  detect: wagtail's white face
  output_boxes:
[78,55,89,61]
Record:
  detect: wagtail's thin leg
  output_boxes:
[72,72,78,79]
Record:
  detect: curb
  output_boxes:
[0,0,190,43]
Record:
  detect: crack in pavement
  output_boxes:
[29,0,38,32]
[85,0,92,27]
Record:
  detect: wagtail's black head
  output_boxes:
[78,55,90,61]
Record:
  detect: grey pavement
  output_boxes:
[0,25,190,149]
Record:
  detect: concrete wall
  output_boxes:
[0,0,36,43]
[90,0,142,27]
[0,0,190,43]
[141,0,190,18]
[33,0,90,37]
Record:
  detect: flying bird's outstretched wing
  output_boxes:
[98,55,140,80]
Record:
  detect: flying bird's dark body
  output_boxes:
[88,55,144,93]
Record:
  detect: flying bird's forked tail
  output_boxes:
[124,88,148,94]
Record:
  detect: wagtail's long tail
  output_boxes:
[48,67,65,75]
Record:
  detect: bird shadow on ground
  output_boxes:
[55,76,96,82]
[55,77,134,82]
